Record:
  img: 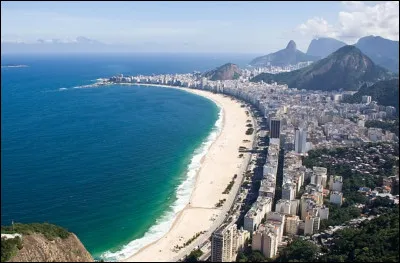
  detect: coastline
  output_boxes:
[116,84,255,262]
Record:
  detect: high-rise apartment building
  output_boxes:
[294,128,307,154]
[211,223,238,262]
[304,216,320,235]
[252,224,279,259]
[270,118,281,139]
[282,183,296,200]
[285,215,300,235]
[330,191,343,206]
[329,175,343,192]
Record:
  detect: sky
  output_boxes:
[1,1,399,53]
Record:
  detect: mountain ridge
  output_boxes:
[306,37,347,58]
[250,45,395,91]
[343,78,399,113]
[355,35,399,73]
[249,40,319,67]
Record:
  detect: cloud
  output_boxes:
[296,1,399,43]
[297,17,338,39]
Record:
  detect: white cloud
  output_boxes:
[296,1,399,43]
[297,17,338,39]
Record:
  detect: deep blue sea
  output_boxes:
[1,53,255,260]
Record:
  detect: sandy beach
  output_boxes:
[123,85,255,262]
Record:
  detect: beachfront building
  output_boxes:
[236,227,250,252]
[211,222,239,262]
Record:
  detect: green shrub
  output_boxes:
[1,237,23,262]
[1,223,70,241]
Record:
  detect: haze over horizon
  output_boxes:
[1,1,399,53]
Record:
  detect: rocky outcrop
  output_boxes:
[203,63,242,81]
[8,233,94,262]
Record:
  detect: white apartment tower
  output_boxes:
[211,223,239,262]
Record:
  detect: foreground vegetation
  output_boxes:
[320,207,399,262]
[236,207,399,262]
[1,237,23,262]
[184,249,203,262]
[1,222,71,262]
[1,223,70,241]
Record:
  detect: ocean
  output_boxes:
[1,52,255,260]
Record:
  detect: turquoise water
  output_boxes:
[1,53,260,259]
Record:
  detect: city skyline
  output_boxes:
[1,1,399,53]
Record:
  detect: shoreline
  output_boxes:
[115,84,255,262]
[100,84,225,261]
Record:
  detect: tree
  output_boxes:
[275,238,320,262]
[184,249,203,262]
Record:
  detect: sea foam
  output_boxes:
[100,105,223,262]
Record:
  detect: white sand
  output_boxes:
[123,85,254,262]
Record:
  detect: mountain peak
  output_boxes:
[251,45,393,91]
[306,38,347,58]
[249,40,318,67]
[355,36,399,72]
[286,40,297,50]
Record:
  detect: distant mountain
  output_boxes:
[203,63,241,81]
[343,79,399,112]
[250,45,395,91]
[306,37,347,58]
[355,36,399,73]
[75,36,102,44]
[249,40,319,67]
